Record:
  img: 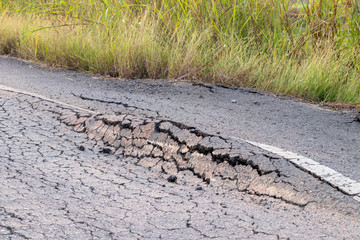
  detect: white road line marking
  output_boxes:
[245,140,360,201]
[0,84,98,115]
[1,84,359,202]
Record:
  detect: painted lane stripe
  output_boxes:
[245,140,360,203]
[0,84,98,115]
[1,84,359,203]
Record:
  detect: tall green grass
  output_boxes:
[1,0,360,103]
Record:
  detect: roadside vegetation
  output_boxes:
[1,0,360,103]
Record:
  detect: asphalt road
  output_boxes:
[0,56,360,239]
[0,56,359,183]
[1,84,360,239]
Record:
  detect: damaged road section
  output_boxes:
[56,103,358,211]
[1,90,360,239]
[62,112,313,204]
[0,84,359,212]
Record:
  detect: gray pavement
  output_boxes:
[0,56,359,184]
[0,82,360,239]
[0,86,360,239]
[0,56,360,239]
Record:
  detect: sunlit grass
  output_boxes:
[0,0,360,103]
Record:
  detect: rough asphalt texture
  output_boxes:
[0,89,360,239]
[0,56,359,184]
[0,56,360,239]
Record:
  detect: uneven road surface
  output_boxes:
[0,56,360,239]
[0,56,359,183]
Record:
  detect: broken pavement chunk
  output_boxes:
[198,136,231,150]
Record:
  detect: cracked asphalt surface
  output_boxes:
[0,56,360,239]
[0,56,359,184]
[1,89,360,239]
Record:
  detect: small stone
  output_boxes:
[195,186,203,191]
[100,148,112,154]
[78,145,85,151]
[179,145,189,154]
[167,175,177,183]
[151,146,163,158]
[231,99,237,103]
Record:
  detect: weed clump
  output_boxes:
[1,0,360,103]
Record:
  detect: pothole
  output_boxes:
[1,84,358,213]
[59,111,313,207]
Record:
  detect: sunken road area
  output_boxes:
[1,85,359,214]
[56,101,358,213]
[3,90,360,239]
